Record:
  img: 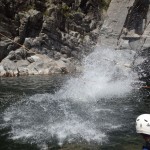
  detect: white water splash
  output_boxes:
[2,46,138,148]
[58,46,137,101]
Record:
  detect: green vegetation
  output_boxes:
[60,4,72,18]
[61,4,83,19]
[43,9,49,16]
[26,4,35,11]
[62,4,70,12]
[99,0,111,10]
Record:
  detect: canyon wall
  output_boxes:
[100,0,150,85]
[0,0,149,85]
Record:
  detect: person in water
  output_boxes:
[136,114,150,150]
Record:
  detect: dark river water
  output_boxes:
[0,46,149,150]
[0,75,150,150]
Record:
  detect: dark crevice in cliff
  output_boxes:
[124,0,150,35]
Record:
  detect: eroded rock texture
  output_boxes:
[0,0,150,84]
[0,0,110,76]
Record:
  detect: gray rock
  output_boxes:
[0,0,112,77]
[60,46,71,56]
[32,37,42,47]
[28,9,43,25]
[24,38,33,49]
[17,60,30,67]
[19,15,29,40]
[0,65,6,76]
[100,0,136,48]
[0,40,12,61]
[1,59,18,77]
[141,24,150,50]
[15,48,27,60]
[54,52,61,60]
[118,39,130,50]
[47,51,54,58]
[27,57,35,63]
[27,63,39,75]
[129,39,144,51]
[29,55,41,62]
[18,67,29,76]
[89,20,97,30]
[71,50,78,58]
[6,48,27,61]
[6,51,16,60]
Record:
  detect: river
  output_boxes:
[0,47,150,150]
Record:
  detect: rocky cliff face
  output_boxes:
[100,0,150,85]
[0,0,150,85]
[0,0,110,76]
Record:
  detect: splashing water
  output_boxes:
[1,46,138,149]
[59,46,137,100]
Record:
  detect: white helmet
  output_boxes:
[136,114,150,135]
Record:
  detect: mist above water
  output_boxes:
[1,46,138,149]
[59,46,137,101]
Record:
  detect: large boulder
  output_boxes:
[0,50,76,77]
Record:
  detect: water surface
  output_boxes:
[0,47,150,150]
[0,75,149,150]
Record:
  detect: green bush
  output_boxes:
[99,0,111,10]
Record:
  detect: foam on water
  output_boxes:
[58,46,137,101]
[1,46,138,148]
